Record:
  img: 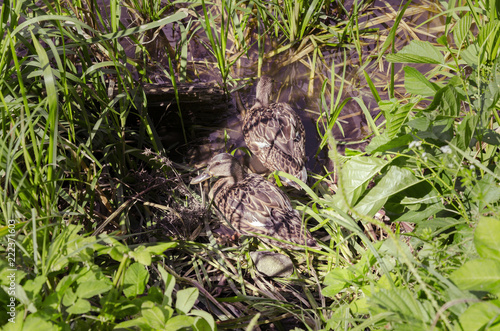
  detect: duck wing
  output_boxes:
[269,103,306,161]
[215,174,291,230]
[243,103,306,183]
[243,103,305,159]
[213,174,316,249]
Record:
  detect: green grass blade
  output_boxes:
[32,32,58,186]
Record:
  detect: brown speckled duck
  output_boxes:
[242,76,307,190]
[190,153,318,250]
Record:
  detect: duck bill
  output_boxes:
[190,171,212,185]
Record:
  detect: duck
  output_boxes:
[190,153,318,250]
[242,76,307,190]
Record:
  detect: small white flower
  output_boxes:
[440,145,452,154]
[409,140,422,149]
[469,164,475,170]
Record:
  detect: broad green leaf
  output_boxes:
[461,43,479,67]
[475,217,500,261]
[484,129,500,145]
[69,237,95,264]
[386,181,441,215]
[458,301,500,331]
[386,40,444,64]
[468,174,500,212]
[41,292,60,313]
[377,273,397,292]
[141,301,166,329]
[477,20,500,62]
[55,274,78,294]
[147,285,165,305]
[76,279,112,299]
[406,116,431,131]
[94,235,130,262]
[193,316,213,331]
[164,305,174,321]
[349,296,369,314]
[109,246,128,262]
[130,246,152,266]
[17,314,58,331]
[400,190,440,205]
[114,316,150,329]
[47,224,83,272]
[354,166,422,217]
[175,287,199,314]
[165,315,196,330]
[2,314,24,331]
[440,86,460,117]
[23,275,47,298]
[451,258,500,296]
[322,269,355,297]
[323,268,356,286]
[66,298,91,314]
[189,309,217,331]
[365,133,413,154]
[424,85,460,117]
[15,283,36,313]
[453,15,472,48]
[75,264,106,283]
[430,118,454,142]
[340,157,389,206]
[386,103,414,138]
[97,291,126,319]
[158,265,175,306]
[144,242,178,255]
[404,66,439,96]
[62,288,77,307]
[436,35,448,46]
[451,114,477,150]
[379,98,398,116]
[123,263,149,298]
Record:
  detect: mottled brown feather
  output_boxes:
[242,77,307,189]
[191,153,318,250]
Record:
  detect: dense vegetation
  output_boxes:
[0,0,499,330]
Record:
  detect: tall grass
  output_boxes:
[0,0,186,220]
[0,0,194,328]
[192,0,252,88]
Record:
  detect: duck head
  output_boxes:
[190,153,245,185]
